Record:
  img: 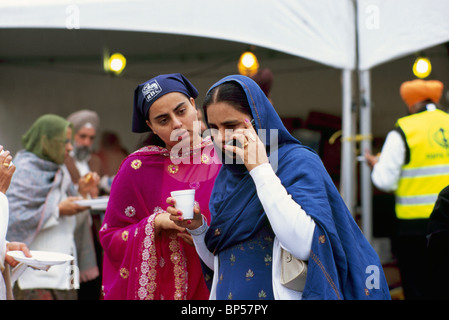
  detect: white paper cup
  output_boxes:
[170,189,195,219]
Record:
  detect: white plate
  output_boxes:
[7,250,74,267]
[74,196,109,210]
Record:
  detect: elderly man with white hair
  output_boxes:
[65,109,102,196]
[65,109,104,300]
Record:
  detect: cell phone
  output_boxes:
[224,119,256,148]
[225,138,243,149]
[249,118,256,129]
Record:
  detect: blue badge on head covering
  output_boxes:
[142,80,163,103]
[132,73,199,133]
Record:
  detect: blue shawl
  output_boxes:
[6,150,76,245]
[204,75,390,300]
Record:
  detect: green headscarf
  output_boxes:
[22,114,72,164]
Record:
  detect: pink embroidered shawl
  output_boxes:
[99,137,220,300]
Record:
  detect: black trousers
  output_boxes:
[394,218,429,300]
[395,234,428,300]
[426,230,449,299]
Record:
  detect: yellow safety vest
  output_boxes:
[395,109,449,220]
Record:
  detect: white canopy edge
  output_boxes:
[0,0,356,70]
[357,0,449,70]
[2,1,449,71]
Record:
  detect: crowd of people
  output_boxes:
[0,71,447,300]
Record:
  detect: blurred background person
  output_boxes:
[65,109,102,197]
[94,131,128,195]
[250,68,273,103]
[6,114,98,300]
[365,79,449,299]
[65,109,104,300]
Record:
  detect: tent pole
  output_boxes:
[340,69,355,214]
[359,69,373,243]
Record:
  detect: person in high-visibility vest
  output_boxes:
[365,79,449,300]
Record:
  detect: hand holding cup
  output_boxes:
[166,192,202,230]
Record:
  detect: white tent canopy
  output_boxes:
[3,0,447,71]
[1,0,449,242]
[357,0,449,70]
[0,0,356,70]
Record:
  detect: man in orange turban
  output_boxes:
[365,79,449,299]
[399,79,443,112]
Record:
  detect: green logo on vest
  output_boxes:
[433,128,449,150]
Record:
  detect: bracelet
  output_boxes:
[186,215,208,236]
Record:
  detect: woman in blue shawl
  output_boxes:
[7,114,99,300]
[168,75,390,300]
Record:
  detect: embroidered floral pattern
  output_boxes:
[201,154,209,164]
[132,137,213,159]
[264,254,272,265]
[167,164,179,174]
[169,233,188,300]
[215,227,274,299]
[319,235,326,244]
[153,206,165,215]
[137,211,188,300]
[131,159,142,170]
[124,206,136,217]
[120,268,129,279]
[122,230,129,241]
[137,215,158,300]
[136,204,168,301]
[189,182,200,190]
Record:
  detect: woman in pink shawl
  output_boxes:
[99,74,220,300]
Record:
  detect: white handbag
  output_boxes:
[280,248,308,291]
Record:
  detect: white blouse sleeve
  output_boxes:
[249,163,315,261]
[0,192,8,263]
[187,216,214,270]
[371,130,405,192]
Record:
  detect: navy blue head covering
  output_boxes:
[204,75,390,300]
[204,74,305,252]
[205,75,301,175]
[132,73,198,133]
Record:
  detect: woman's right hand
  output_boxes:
[166,197,203,230]
[0,147,15,194]
[154,211,195,246]
[58,196,89,216]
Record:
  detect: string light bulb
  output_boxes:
[413,56,431,79]
[238,51,259,77]
[107,53,126,75]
